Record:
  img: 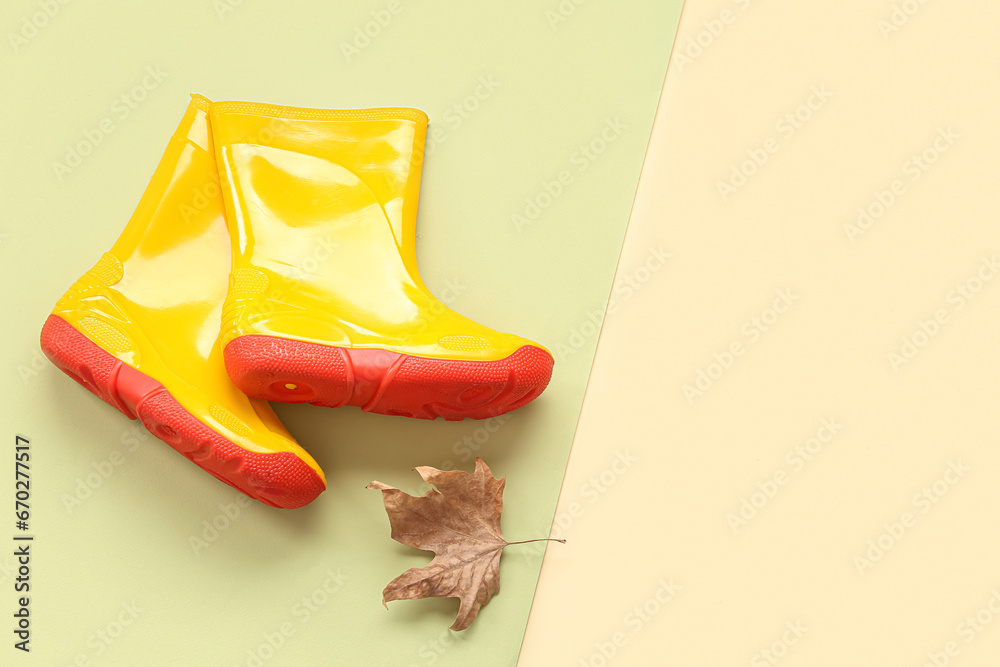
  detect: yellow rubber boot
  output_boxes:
[210,100,554,420]
[40,95,326,509]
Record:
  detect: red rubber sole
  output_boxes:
[224,335,554,420]
[40,315,325,509]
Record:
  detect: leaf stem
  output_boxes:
[505,538,567,545]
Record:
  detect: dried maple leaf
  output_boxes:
[367,457,563,631]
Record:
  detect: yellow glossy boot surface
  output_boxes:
[211,100,554,420]
[40,95,325,508]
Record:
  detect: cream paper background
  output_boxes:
[521,1,1000,665]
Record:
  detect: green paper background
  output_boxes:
[0,1,682,664]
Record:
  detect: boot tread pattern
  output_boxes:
[437,334,491,352]
[224,334,553,421]
[209,405,251,437]
[78,316,131,354]
[88,252,124,287]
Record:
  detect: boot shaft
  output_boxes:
[210,101,428,262]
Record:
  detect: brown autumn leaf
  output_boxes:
[367,457,563,631]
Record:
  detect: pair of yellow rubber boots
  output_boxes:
[41,95,553,509]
